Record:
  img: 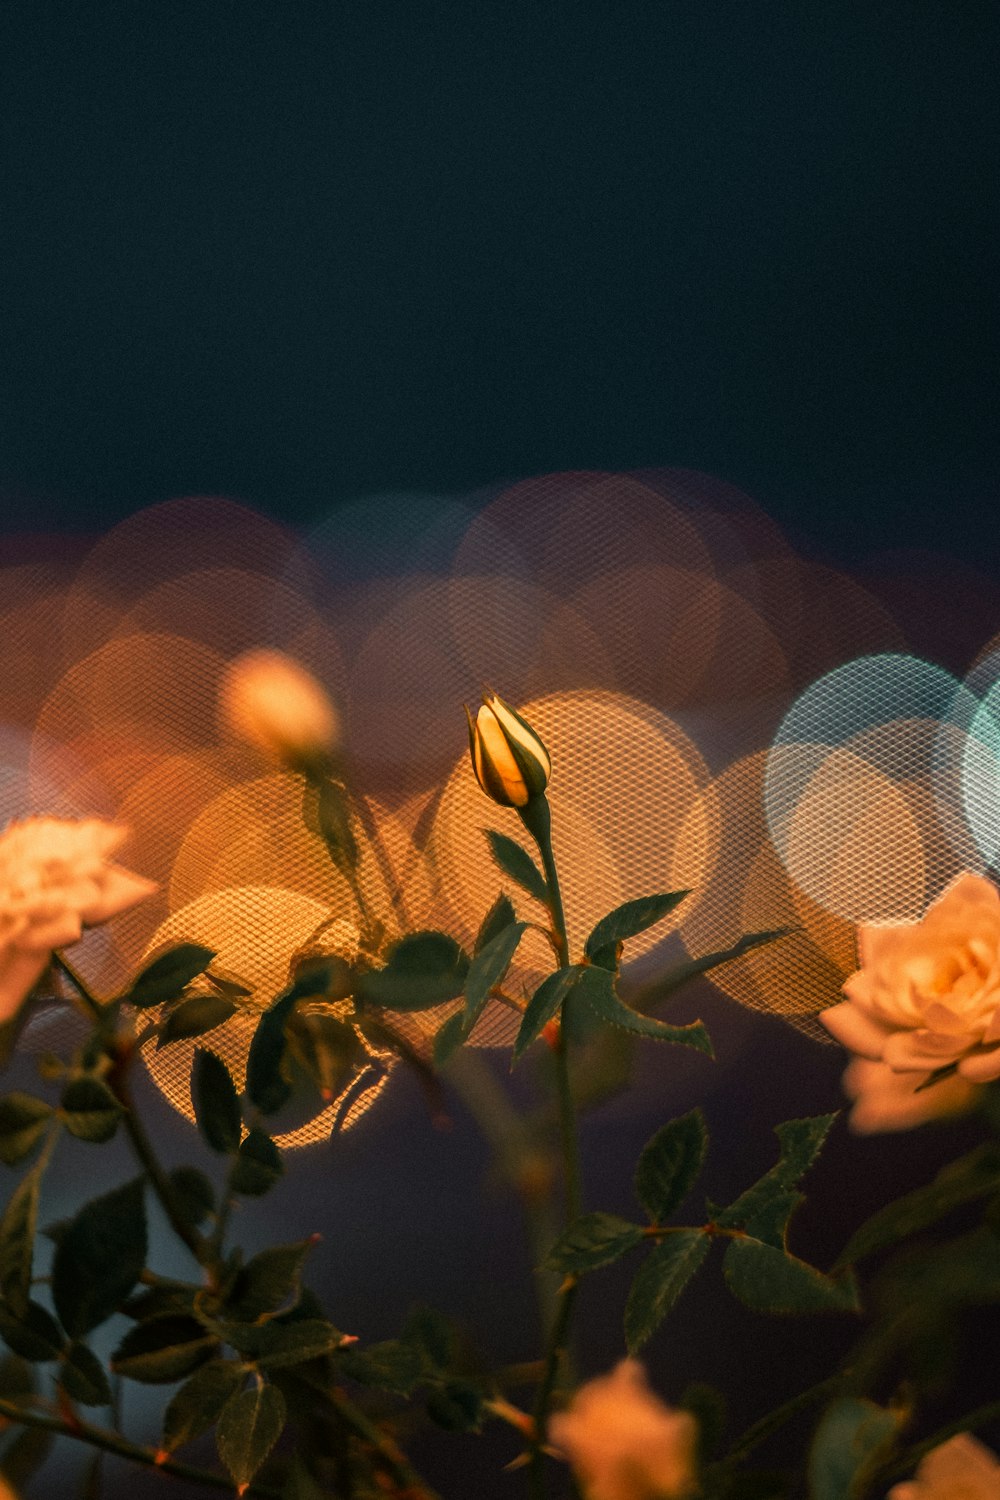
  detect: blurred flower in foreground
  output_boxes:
[887,1431,1000,1498]
[219,649,339,770]
[549,1359,698,1500]
[466,692,551,808]
[0,817,156,1022]
[842,1057,982,1134]
[821,873,1000,1085]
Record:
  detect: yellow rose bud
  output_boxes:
[466,693,551,808]
[219,650,339,770]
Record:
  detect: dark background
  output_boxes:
[1,3,998,1496]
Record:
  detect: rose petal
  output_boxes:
[957,1046,1000,1082]
[80,866,159,925]
[883,1029,966,1072]
[16,913,84,952]
[819,1001,891,1060]
[0,949,49,1024]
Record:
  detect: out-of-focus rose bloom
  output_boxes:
[887,1432,1000,1499]
[842,1057,983,1134]
[466,693,551,808]
[549,1359,698,1500]
[219,650,339,769]
[0,818,157,1023]
[820,873,1000,1085]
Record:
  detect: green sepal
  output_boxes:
[52,1177,148,1338]
[624,1231,712,1352]
[191,1048,242,1153]
[59,1077,122,1143]
[635,1109,708,1223]
[724,1238,860,1316]
[484,830,549,905]
[216,1381,286,1492]
[60,1341,112,1406]
[0,1299,64,1361]
[162,1358,248,1453]
[0,1094,53,1165]
[112,1315,218,1383]
[543,1212,646,1274]
[126,944,216,1008]
[807,1397,901,1500]
[355,932,470,1011]
[156,994,237,1048]
[584,891,690,960]
[231,1129,283,1197]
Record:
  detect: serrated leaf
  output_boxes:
[216,1382,286,1492]
[0,1299,64,1361]
[585,891,690,960]
[743,1189,805,1250]
[225,1317,347,1369]
[226,1239,315,1321]
[624,1231,711,1352]
[162,1358,248,1452]
[544,1212,646,1274]
[513,966,581,1062]
[157,994,237,1048]
[60,1077,122,1143]
[462,922,527,1030]
[112,1315,217,1383]
[127,944,216,1008]
[635,1109,708,1223]
[0,1167,41,1317]
[578,965,714,1056]
[52,1178,148,1338]
[191,1048,242,1153]
[484,829,549,905]
[356,931,470,1011]
[724,1238,860,1315]
[60,1341,112,1406]
[338,1339,424,1396]
[231,1129,283,1197]
[641,928,797,1003]
[718,1115,838,1233]
[475,892,517,955]
[0,1093,53,1165]
[808,1397,901,1500]
[835,1143,1000,1271]
[168,1166,215,1229]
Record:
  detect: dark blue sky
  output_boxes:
[0,1,996,565]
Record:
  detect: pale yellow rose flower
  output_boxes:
[0,817,157,1023]
[549,1359,698,1500]
[219,649,340,768]
[821,873,1000,1094]
[466,693,551,808]
[841,1057,983,1134]
[887,1432,1000,1499]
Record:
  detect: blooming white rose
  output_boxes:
[0,817,157,1023]
[821,873,1000,1086]
[549,1359,698,1500]
[887,1432,1000,1499]
[218,649,339,768]
[841,1057,982,1135]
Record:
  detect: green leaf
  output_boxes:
[724,1238,860,1315]
[743,1190,805,1251]
[338,1339,425,1396]
[0,1299,64,1361]
[0,1423,53,1490]
[285,1011,358,1100]
[432,1009,469,1068]
[0,1351,34,1396]
[484,829,549,905]
[475,892,517,954]
[122,1283,198,1321]
[635,1109,708,1223]
[60,1341,112,1406]
[216,1382,286,1493]
[717,1115,838,1237]
[60,1077,122,1143]
[462,922,527,1029]
[231,1129,283,1197]
[578,965,714,1056]
[513,966,581,1062]
[112,1316,218,1383]
[624,1231,711,1352]
[401,1304,455,1373]
[680,1382,728,1465]
[544,1212,646,1274]
[226,1318,347,1369]
[245,984,303,1116]
[426,1378,484,1432]
[168,1166,215,1229]
[641,928,797,1003]
[835,1143,1000,1271]
[191,1048,242,1152]
[226,1239,316,1321]
[156,994,237,1048]
[162,1358,248,1452]
[585,891,690,960]
[0,1167,42,1317]
[126,943,216,1008]
[808,1398,900,1500]
[356,931,470,1011]
[52,1178,148,1338]
[0,1093,53,1165]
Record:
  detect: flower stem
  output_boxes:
[112,1070,208,1267]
